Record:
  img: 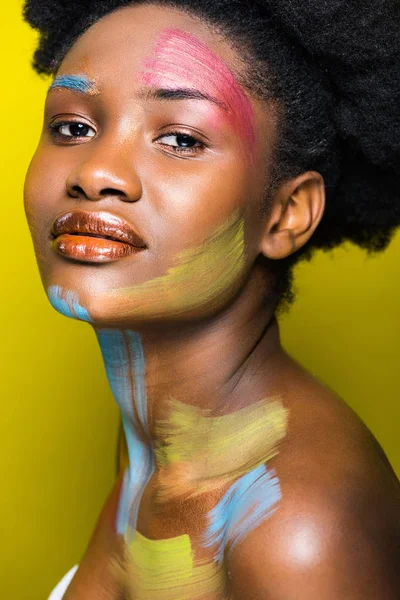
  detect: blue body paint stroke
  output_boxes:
[117,415,149,537]
[49,74,95,94]
[47,285,92,322]
[97,329,155,539]
[97,329,135,421]
[203,465,281,563]
[126,330,149,436]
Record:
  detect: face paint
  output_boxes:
[155,397,288,499]
[97,329,154,538]
[102,211,245,321]
[141,28,256,158]
[47,285,92,322]
[48,74,99,95]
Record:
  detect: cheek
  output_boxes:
[24,148,65,240]
[91,211,248,323]
[148,155,258,253]
[23,149,75,302]
[24,153,49,267]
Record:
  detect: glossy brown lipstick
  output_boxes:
[51,210,146,263]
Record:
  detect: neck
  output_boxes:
[94,286,287,529]
[95,301,282,431]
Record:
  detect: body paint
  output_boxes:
[47,285,92,322]
[97,329,154,539]
[203,464,282,563]
[117,531,227,600]
[153,396,287,571]
[104,212,245,321]
[97,332,287,593]
[155,396,288,498]
[48,74,99,95]
[142,28,256,158]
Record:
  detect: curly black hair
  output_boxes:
[22,0,400,309]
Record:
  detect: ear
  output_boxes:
[260,172,325,260]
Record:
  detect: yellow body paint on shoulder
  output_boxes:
[122,531,226,599]
[105,211,245,320]
[155,397,288,498]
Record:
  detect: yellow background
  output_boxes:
[1,2,399,598]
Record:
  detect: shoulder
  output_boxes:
[228,469,400,599]
[229,364,400,598]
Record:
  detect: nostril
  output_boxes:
[69,185,86,198]
[101,188,127,197]
[68,185,127,200]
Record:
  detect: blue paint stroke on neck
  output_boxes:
[203,464,281,563]
[97,329,154,538]
[49,74,95,94]
[47,285,92,322]
[126,330,149,436]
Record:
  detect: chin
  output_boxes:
[43,275,245,329]
[40,243,248,328]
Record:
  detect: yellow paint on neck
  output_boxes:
[119,531,227,599]
[106,211,245,320]
[155,397,288,498]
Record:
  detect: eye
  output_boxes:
[155,131,205,156]
[49,120,96,141]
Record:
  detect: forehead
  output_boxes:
[58,3,245,88]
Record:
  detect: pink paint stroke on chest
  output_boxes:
[141,28,256,158]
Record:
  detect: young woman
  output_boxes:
[23,0,400,598]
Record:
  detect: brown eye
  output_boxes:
[159,133,200,148]
[49,121,96,139]
[154,131,206,157]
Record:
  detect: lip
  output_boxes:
[51,210,146,263]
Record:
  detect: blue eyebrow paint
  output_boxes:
[49,74,97,94]
[203,464,281,562]
[47,285,92,322]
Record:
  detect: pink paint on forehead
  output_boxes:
[141,28,256,157]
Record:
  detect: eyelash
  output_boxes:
[48,120,206,157]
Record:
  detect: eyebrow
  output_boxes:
[48,74,98,95]
[47,77,227,110]
[139,87,228,111]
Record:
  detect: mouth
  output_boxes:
[51,210,147,263]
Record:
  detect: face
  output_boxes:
[24,3,277,325]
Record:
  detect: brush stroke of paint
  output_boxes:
[49,74,99,95]
[203,464,282,563]
[47,285,92,322]
[113,531,228,600]
[155,396,288,498]
[141,28,256,159]
[103,211,245,321]
[97,329,154,539]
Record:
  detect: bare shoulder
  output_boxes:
[229,358,400,599]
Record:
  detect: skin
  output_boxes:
[24,3,400,599]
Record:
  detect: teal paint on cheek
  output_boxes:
[47,285,92,322]
[203,465,281,562]
[97,329,155,538]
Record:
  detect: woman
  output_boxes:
[22,0,400,598]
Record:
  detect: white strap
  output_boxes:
[48,565,79,600]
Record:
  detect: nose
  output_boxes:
[66,140,142,203]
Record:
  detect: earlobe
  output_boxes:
[260,172,325,260]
